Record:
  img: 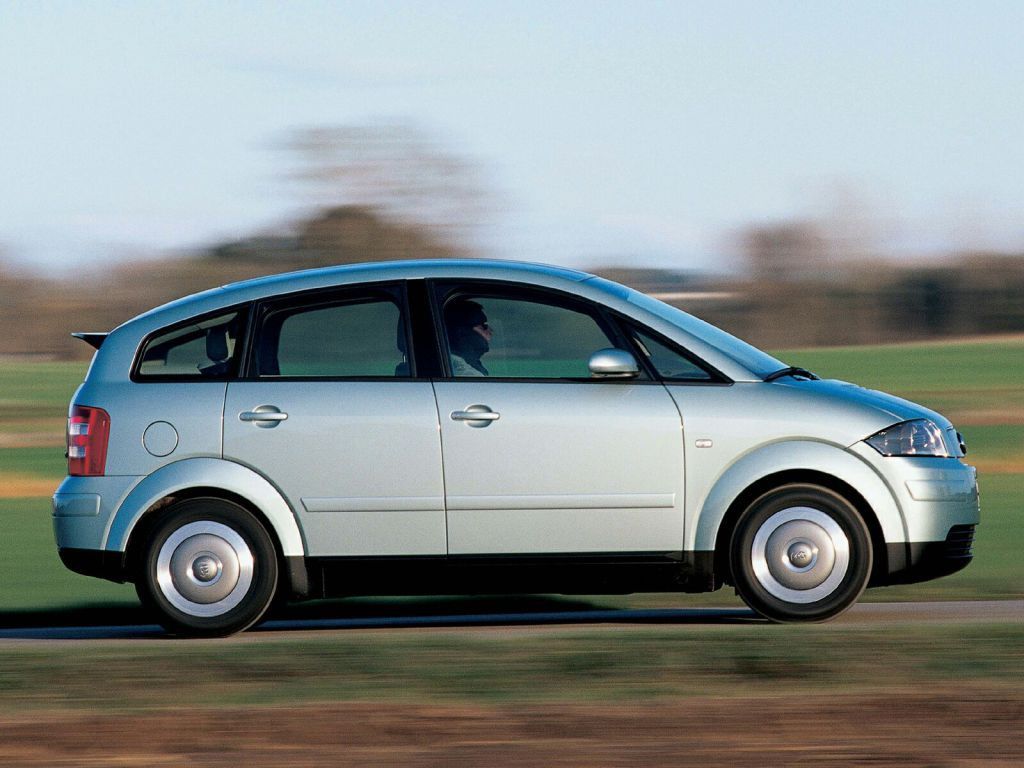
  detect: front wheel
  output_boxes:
[135,499,279,637]
[730,484,872,622]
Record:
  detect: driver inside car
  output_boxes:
[445,299,492,376]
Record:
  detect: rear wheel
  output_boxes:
[729,484,872,622]
[135,498,278,637]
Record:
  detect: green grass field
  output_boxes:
[0,446,66,477]
[0,621,1020,710]
[0,361,84,408]
[1,339,1021,613]
[778,337,1024,391]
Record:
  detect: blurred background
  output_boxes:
[1,2,1023,358]
[0,3,1021,763]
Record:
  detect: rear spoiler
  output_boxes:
[71,332,108,350]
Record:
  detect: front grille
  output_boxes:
[945,524,975,560]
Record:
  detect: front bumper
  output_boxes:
[850,444,981,586]
[884,523,976,584]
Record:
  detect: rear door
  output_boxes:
[223,282,446,557]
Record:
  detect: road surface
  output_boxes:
[0,599,1019,641]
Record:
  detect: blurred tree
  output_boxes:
[297,205,462,264]
[285,121,492,254]
[204,204,461,268]
[744,221,830,283]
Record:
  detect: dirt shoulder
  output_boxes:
[0,476,56,498]
[1,688,1020,767]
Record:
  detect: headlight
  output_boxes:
[865,419,952,457]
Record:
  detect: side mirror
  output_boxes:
[588,348,640,378]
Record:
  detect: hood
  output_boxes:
[782,377,954,431]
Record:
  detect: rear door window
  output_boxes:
[253,288,409,378]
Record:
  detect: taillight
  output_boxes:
[67,405,110,476]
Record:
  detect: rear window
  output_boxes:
[136,311,246,380]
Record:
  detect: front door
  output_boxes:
[431,282,685,555]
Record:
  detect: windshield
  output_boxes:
[596,279,785,377]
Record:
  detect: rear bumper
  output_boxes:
[53,475,141,551]
[58,547,128,583]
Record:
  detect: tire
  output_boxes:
[729,484,872,622]
[135,498,279,637]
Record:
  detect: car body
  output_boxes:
[54,259,980,635]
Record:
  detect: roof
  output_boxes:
[219,259,592,295]
[90,258,773,383]
[125,259,593,327]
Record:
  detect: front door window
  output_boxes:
[438,290,630,380]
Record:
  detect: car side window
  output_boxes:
[632,328,713,381]
[255,295,407,378]
[439,289,628,379]
[136,311,245,379]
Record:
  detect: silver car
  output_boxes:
[54,260,980,636]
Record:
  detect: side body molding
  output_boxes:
[103,457,305,557]
[690,440,907,552]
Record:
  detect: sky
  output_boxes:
[1,1,1022,273]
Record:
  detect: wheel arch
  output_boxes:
[712,470,887,586]
[691,440,905,585]
[105,458,307,593]
[124,487,279,574]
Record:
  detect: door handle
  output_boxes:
[239,405,288,428]
[451,404,500,428]
[451,411,499,421]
